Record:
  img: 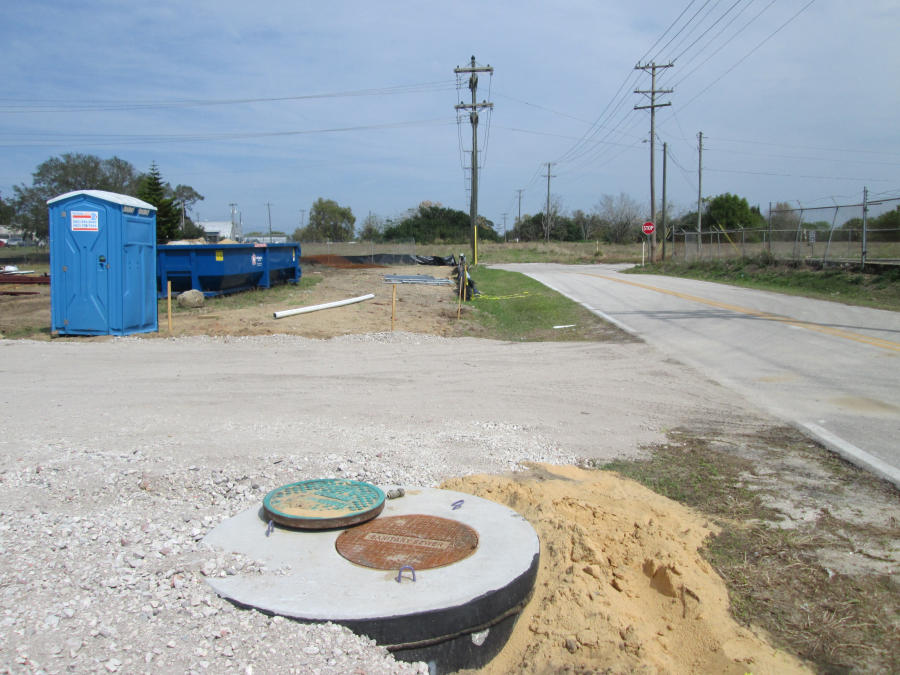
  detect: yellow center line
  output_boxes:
[578,272,900,353]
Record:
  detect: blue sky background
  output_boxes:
[2,0,898,234]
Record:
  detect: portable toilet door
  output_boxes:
[47,190,158,336]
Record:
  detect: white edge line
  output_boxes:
[800,422,900,488]
[520,274,640,336]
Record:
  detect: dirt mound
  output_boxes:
[300,254,384,268]
[443,464,810,675]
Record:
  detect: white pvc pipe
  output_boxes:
[273,293,375,319]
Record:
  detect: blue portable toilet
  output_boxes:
[47,190,158,336]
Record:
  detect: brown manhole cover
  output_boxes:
[335,515,478,570]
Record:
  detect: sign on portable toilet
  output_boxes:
[47,190,158,336]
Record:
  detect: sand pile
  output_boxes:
[443,464,810,674]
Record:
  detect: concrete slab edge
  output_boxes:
[798,422,900,489]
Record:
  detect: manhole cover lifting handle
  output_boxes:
[396,565,416,583]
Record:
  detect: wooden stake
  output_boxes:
[166,280,173,334]
[391,284,396,331]
[457,265,464,319]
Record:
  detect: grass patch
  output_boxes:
[593,432,900,674]
[475,241,641,264]
[462,267,632,342]
[0,324,51,340]
[0,246,49,266]
[630,255,900,311]
[598,432,777,521]
[706,527,898,673]
[303,241,644,265]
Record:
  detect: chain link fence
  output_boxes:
[670,195,900,265]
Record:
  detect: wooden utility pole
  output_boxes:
[516,189,524,229]
[266,202,273,240]
[454,56,493,263]
[661,141,668,261]
[697,131,703,255]
[543,163,556,242]
[862,186,869,266]
[635,62,673,262]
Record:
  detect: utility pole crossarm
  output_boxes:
[454,102,494,111]
[634,102,672,111]
[454,65,494,74]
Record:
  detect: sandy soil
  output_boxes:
[164,264,470,340]
[446,465,810,675]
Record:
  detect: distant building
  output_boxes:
[200,220,241,242]
[244,234,289,244]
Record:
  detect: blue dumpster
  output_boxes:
[157,243,301,297]
[47,190,158,336]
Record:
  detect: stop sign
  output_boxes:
[642,221,655,235]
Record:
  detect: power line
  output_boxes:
[0,81,458,114]
[666,0,774,89]
[671,0,748,63]
[649,0,715,62]
[704,145,900,167]
[705,135,900,158]
[660,0,725,64]
[492,124,643,146]
[641,0,701,63]
[493,92,595,125]
[680,0,818,110]
[0,118,455,148]
[707,166,894,182]
[552,70,644,165]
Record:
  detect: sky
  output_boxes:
[2,0,899,235]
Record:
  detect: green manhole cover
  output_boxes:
[263,479,386,530]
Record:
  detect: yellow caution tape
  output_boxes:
[471,291,531,301]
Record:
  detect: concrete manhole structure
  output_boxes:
[203,485,539,673]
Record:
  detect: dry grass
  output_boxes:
[595,428,900,674]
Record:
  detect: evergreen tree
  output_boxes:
[137,162,180,242]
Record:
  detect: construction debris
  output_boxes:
[0,273,49,285]
[273,293,375,319]
[383,274,453,286]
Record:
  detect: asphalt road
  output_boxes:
[496,263,900,486]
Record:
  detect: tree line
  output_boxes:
[3,154,204,243]
[7,154,895,247]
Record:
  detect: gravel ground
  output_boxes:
[0,333,769,673]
